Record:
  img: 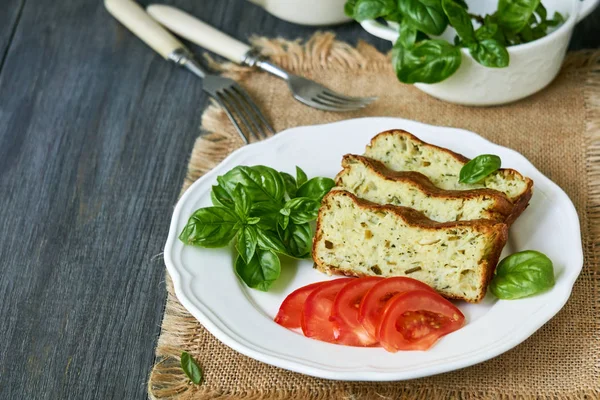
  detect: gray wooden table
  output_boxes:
[1,1,598,398]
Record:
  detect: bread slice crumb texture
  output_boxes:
[313,190,508,302]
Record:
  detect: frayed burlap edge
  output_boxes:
[148,32,600,400]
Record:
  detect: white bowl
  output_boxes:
[360,0,599,106]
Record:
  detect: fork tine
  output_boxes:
[313,95,369,111]
[219,90,261,142]
[213,95,249,144]
[225,88,267,140]
[232,84,275,136]
[322,90,377,104]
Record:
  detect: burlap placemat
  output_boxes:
[148,33,600,399]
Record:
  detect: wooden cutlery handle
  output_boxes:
[105,0,184,59]
[146,4,251,64]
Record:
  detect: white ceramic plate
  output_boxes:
[164,117,583,381]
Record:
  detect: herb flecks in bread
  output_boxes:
[335,154,514,223]
[313,190,508,303]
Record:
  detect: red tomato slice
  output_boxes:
[274,282,325,329]
[359,277,437,340]
[330,277,384,346]
[378,290,465,352]
[301,278,354,343]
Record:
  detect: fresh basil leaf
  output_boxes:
[284,197,320,225]
[475,21,499,41]
[296,177,335,201]
[278,212,290,230]
[219,165,285,203]
[459,154,501,184]
[180,351,202,385]
[179,207,240,248]
[246,217,260,225]
[235,250,281,291]
[534,2,547,21]
[256,228,288,253]
[211,184,234,208]
[278,222,312,259]
[232,184,251,219]
[236,225,258,264]
[280,172,297,199]
[295,166,308,188]
[547,11,565,27]
[489,250,555,300]
[393,38,462,84]
[454,0,468,9]
[399,23,418,48]
[442,0,475,44]
[469,39,509,68]
[344,0,357,17]
[496,0,540,33]
[250,202,281,231]
[398,0,448,36]
[353,0,397,22]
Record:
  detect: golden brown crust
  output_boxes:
[366,130,534,224]
[336,154,515,223]
[312,190,509,303]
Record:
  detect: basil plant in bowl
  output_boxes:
[349,0,599,106]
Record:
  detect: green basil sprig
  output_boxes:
[180,165,334,291]
[489,250,555,299]
[458,154,501,184]
[181,351,203,385]
[345,0,563,84]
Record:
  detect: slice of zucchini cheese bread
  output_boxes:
[313,190,508,302]
[364,130,533,224]
[335,154,514,223]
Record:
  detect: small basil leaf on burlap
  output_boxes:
[295,166,308,188]
[398,23,418,49]
[280,172,297,199]
[442,0,475,44]
[469,39,509,68]
[398,0,448,36]
[297,177,335,202]
[393,38,462,84]
[490,250,555,300]
[459,154,501,184]
[211,184,234,208]
[235,250,281,291]
[278,222,312,259]
[352,0,397,22]
[179,207,240,248]
[496,0,541,33]
[282,197,321,225]
[236,225,258,264]
[219,165,285,203]
[256,228,288,254]
[181,351,203,385]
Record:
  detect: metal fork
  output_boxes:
[146,5,377,112]
[104,0,272,144]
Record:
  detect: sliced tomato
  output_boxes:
[330,277,384,346]
[378,290,465,352]
[359,277,437,340]
[274,282,325,329]
[301,278,354,343]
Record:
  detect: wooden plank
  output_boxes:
[0,0,598,398]
[0,0,24,71]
